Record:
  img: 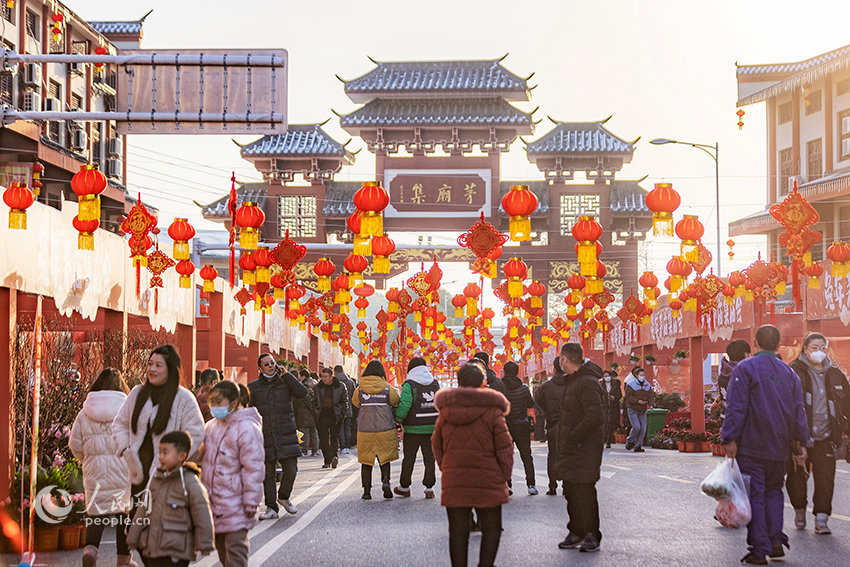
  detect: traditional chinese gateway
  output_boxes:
[201,57,654,318]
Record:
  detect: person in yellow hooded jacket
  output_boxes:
[353,360,401,500]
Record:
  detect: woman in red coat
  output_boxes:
[432,362,514,567]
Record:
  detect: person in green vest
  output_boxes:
[394,357,441,499]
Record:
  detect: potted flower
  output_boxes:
[683,431,697,453]
[674,349,688,361]
[644,354,658,366]
[628,353,641,365]
[608,361,621,373]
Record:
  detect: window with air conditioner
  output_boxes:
[47,80,61,142]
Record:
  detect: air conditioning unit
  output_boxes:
[23,63,41,87]
[106,158,122,179]
[23,91,41,112]
[71,129,87,151]
[107,137,122,157]
[69,61,85,76]
[69,119,85,131]
[43,97,61,112]
[789,175,804,191]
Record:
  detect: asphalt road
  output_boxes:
[5,442,850,566]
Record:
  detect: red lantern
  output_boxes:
[806,262,823,289]
[675,215,704,262]
[355,296,370,318]
[503,257,528,298]
[827,242,850,278]
[313,258,335,291]
[371,234,396,274]
[666,256,693,292]
[451,294,466,318]
[527,280,546,308]
[572,216,604,276]
[669,298,683,318]
[95,45,108,69]
[3,182,34,229]
[722,284,735,306]
[353,181,390,237]
[175,259,195,289]
[463,282,482,316]
[501,185,538,242]
[348,211,371,256]
[72,216,99,250]
[71,165,107,222]
[252,246,274,284]
[271,273,287,300]
[286,284,306,311]
[239,252,257,285]
[344,253,368,283]
[234,201,265,250]
[645,183,681,237]
[567,273,586,303]
[639,271,659,306]
[333,273,352,311]
[167,218,195,260]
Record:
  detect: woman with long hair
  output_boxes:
[352,360,400,499]
[71,368,135,567]
[113,345,205,505]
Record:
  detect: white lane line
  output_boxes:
[784,503,850,522]
[603,464,632,471]
[254,468,361,565]
[600,470,616,479]
[656,475,696,484]
[837,469,849,474]
[192,458,359,567]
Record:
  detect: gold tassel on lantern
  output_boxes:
[776,281,786,295]
[78,195,100,221]
[803,251,812,265]
[735,285,745,298]
[243,270,256,286]
[672,308,681,318]
[466,298,478,317]
[203,279,214,293]
[354,235,371,256]
[510,327,518,338]
[580,257,598,277]
[587,277,604,294]
[809,276,820,289]
[359,307,367,318]
[8,209,26,229]
[288,299,300,311]
[681,241,698,263]
[670,275,683,292]
[318,276,331,292]
[179,275,191,289]
[373,255,390,274]
[454,306,463,318]
[509,216,531,242]
[78,232,94,250]
[274,288,285,300]
[387,320,395,331]
[240,228,259,250]
[686,297,697,311]
[531,296,542,309]
[173,242,190,261]
[653,213,674,237]
[508,278,523,298]
[725,295,734,306]
[360,211,383,238]
[414,311,422,322]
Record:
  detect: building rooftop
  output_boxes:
[199,182,268,220]
[526,117,637,156]
[341,57,531,103]
[89,21,143,35]
[610,179,651,215]
[338,97,535,130]
[737,43,850,77]
[322,181,363,217]
[240,124,355,162]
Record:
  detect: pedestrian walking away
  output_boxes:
[535,357,567,496]
[69,369,136,567]
[248,353,308,519]
[600,370,622,449]
[335,365,356,454]
[127,431,215,566]
[353,360,400,500]
[315,367,350,469]
[721,325,812,565]
[555,343,606,553]
[196,381,265,567]
[718,340,751,423]
[474,351,506,394]
[113,345,206,522]
[394,357,441,499]
[623,366,653,452]
[502,361,537,495]
[295,369,320,457]
[785,332,850,535]
[432,362,513,567]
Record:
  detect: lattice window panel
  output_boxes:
[559,194,600,236]
[0,72,12,107]
[72,41,88,55]
[778,102,792,125]
[91,122,102,168]
[48,81,61,142]
[71,92,82,110]
[25,11,38,40]
[805,90,822,115]
[1,4,12,23]
[840,109,850,160]
[278,195,317,238]
[779,148,792,195]
[807,138,822,181]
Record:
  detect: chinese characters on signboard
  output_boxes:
[388,173,487,213]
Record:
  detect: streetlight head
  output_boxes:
[650,138,677,145]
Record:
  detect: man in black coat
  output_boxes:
[535,357,567,495]
[473,351,505,394]
[502,361,537,495]
[316,367,350,468]
[555,343,605,553]
[249,354,308,518]
[600,370,623,448]
[335,365,356,454]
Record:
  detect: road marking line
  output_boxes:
[656,475,695,484]
[784,503,850,522]
[837,469,849,474]
[602,464,632,471]
[253,467,361,565]
[600,470,616,479]
[192,459,358,567]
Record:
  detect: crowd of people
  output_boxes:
[64,324,850,567]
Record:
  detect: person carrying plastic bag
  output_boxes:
[701,457,751,529]
[720,325,811,565]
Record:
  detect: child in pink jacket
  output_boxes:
[196,381,265,567]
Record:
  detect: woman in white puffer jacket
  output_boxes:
[69,368,137,567]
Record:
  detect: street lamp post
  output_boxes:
[650,138,721,275]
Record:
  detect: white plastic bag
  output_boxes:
[700,458,752,529]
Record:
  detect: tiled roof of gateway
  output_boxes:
[322,181,363,217]
[339,98,534,128]
[89,21,143,35]
[240,124,353,159]
[199,183,268,219]
[498,182,550,216]
[342,58,530,102]
[526,117,636,156]
[736,43,850,76]
[610,179,651,215]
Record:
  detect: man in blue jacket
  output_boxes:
[721,325,811,565]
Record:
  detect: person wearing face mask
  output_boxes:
[248,353,308,519]
[600,371,622,449]
[554,342,605,553]
[785,332,850,535]
[196,381,264,567]
[624,367,653,453]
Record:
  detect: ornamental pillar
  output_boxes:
[208,291,226,371]
[0,287,17,501]
[689,335,705,434]
[247,340,261,383]
[175,322,196,388]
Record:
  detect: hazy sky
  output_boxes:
[70,0,850,288]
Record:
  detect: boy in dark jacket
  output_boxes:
[600,370,622,448]
[127,431,214,566]
[623,367,653,452]
[315,367,350,468]
[535,357,567,495]
[502,361,537,495]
